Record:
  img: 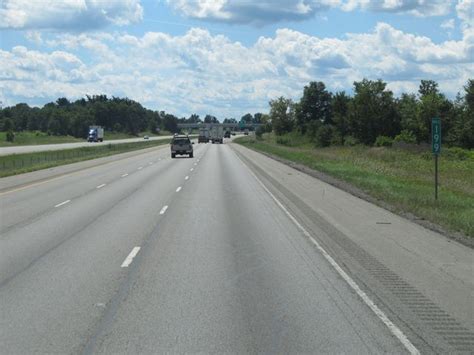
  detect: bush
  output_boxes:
[374,135,393,147]
[6,130,15,142]
[314,125,334,147]
[276,136,292,146]
[344,135,359,146]
[444,147,472,160]
[394,130,417,144]
[255,126,264,140]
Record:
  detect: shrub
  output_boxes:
[344,135,359,146]
[276,136,291,146]
[255,126,264,139]
[374,135,393,147]
[314,125,334,147]
[444,147,471,160]
[6,130,15,142]
[394,130,417,144]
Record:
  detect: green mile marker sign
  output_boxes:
[432,118,441,155]
[431,118,441,200]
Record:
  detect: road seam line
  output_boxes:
[159,205,168,215]
[96,183,106,189]
[235,152,420,355]
[54,199,71,208]
[121,247,141,268]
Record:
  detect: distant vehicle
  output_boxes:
[211,126,224,144]
[88,126,104,142]
[198,128,210,143]
[244,129,249,135]
[224,131,231,138]
[231,132,236,136]
[144,135,149,140]
[171,135,193,158]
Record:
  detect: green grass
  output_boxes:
[236,134,474,238]
[0,130,176,147]
[0,139,171,177]
[0,131,84,146]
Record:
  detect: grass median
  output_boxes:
[235,134,473,238]
[0,139,171,178]
[0,130,175,146]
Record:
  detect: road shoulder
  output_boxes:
[231,142,474,353]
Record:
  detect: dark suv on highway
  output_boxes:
[171,135,193,158]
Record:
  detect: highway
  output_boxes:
[0,135,173,156]
[0,140,472,353]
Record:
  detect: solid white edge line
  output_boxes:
[234,152,420,355]
[54,199,71,208]
[159,205,168,215]
[176,186,182,192]
[185,176,189,180]
[96,183,106,189]
[121,173,129,177]
[121,247,141,268]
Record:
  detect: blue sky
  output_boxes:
[0,0,472,119]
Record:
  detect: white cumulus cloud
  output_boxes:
[456,0,473,28]
[341,0,453,16]
[0,0,143,30]
[0,23,472,116]
[168,0,454,25]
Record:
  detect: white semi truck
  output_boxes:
[198,128,210,143]
[211,126,224,144]
[87,126,104,142]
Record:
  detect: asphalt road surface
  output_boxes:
[0,140,472,354]
[0,135,173,156]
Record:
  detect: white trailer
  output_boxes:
[88,126,104,142]
[198,128,210,143]
[211,126,224,144]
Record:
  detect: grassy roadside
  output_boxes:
[0,131,83,146]
[235,134,473,238]
[0,139,171,177]
[0,130,172,147]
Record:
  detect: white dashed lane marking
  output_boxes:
[176,186,182,192]
[121,247,141,268]
[159,205,168,215]
[54,200,71,208]
[96,184,106,189]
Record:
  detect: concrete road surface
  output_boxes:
[0,139,472,353]
[0,135,173,156]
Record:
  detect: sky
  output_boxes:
[0,0,473,119]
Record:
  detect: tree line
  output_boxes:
[2,79,472,148]
[264,79,474,149]
[0,94,265,142]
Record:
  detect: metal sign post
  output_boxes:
[432,118,441,201]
